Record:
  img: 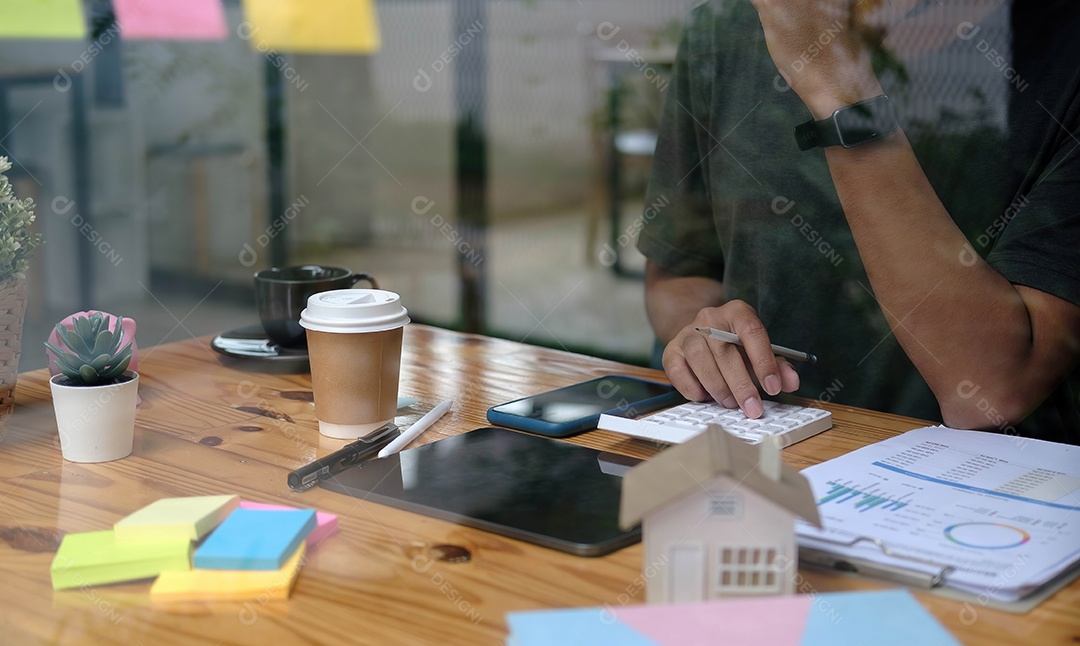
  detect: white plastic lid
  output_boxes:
[299,289,410,333]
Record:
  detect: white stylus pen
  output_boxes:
[695,327,817,364]
[377,400,453,458]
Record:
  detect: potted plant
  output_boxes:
[0,156,44,442]
[44,313,138,462]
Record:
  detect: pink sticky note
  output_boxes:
[113,0,227,40]
[616,596,814,646]
[238,501,338,546]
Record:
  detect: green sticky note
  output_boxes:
[114,495,240,542]
[0,0,87,39]
[51,531,191,590]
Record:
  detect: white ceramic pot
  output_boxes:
[49,371,139,463]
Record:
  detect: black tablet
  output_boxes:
[319,427,642,556]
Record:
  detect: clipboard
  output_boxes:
[798,534,1080,613]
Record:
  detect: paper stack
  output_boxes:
[796,427,1080,605]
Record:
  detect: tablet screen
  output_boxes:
[319,427,641,556]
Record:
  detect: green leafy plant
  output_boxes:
[45,313,133,386]
[0,156,44,282]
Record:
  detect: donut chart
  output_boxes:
[944,522,1031,550]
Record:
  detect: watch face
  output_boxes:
[834,97,898,147]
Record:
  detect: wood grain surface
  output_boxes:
[0,325,1075,645]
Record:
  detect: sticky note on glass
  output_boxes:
[194,508,316,570]
[240,0,380,54]
[113,0,228,40]
[239,500,338,546]
[51,530,191,590]
[0,0,86,39]
[114,495,239,542]
[151,543,305,602]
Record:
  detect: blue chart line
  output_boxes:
[818,481,912,512]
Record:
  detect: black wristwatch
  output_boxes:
[794,95,899,151]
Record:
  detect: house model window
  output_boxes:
[619,427,823,603]
[716,546,780,593]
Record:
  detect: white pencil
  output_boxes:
[695,327,817,364]
[377,400,453,458]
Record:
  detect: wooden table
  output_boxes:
[1,325,1076,645]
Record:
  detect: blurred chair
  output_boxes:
[582,35,674,277]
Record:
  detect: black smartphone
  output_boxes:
[486,375,684,437]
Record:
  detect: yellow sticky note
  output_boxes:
[114,495,240,542]
[150,543,305,602]
[240,0,380,54]
[0,0,87,39]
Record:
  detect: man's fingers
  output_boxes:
[663,350,710,402]
[711,340,764,419]
[682,335,736,405]
[727,303,783,398]
[778,360,801,392]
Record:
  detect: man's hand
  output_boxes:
[662,300,801,419]
[750,0,893,118]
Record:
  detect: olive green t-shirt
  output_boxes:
[638,1,1080,443]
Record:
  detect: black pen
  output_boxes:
[287,423,399,491]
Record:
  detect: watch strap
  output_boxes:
[794,95,897,151]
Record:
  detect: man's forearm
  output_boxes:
[644,261,725,345]
[824,133,1062,427]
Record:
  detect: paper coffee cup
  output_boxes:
[300,289,410,439]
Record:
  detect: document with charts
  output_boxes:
[797,427,1080,603]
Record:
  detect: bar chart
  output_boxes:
[818,481,915,512]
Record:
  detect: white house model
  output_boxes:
[619,426,821,603]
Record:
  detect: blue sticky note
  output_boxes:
[507,608,658,646]
[800,590,960,646]
[193,509,316,571]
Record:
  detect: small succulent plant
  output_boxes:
[45,313,133,386]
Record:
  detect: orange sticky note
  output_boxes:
[239,0,380,54]
[151,543,305,602]
[0,0,86,39]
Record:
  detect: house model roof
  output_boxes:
[619,426,823,529]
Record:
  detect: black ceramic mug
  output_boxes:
[254,265,377,348]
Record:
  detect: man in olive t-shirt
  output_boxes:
[638,1,1080,443]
